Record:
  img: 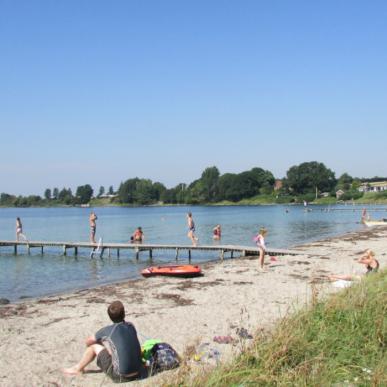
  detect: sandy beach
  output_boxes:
[1,226,386,387]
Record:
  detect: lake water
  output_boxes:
[1,204,386,302]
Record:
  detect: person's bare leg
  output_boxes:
[259,248,266,270]
[63,344,104,375]
[329,274,353,281]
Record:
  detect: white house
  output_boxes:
[358,181,387,193]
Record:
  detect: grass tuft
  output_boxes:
[169,270,387,386]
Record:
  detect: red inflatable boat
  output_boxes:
[141,264,202,278]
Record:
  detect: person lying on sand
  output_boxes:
[63,301,142,382]
[329,249,380,282]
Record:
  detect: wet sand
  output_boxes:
[0,226,386,386]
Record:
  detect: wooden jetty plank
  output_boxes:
[0,240,305,258]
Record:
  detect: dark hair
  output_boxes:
[107,301,125,323]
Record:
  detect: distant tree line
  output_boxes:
[1,161,385,207]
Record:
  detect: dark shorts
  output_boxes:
[97,349,139,383]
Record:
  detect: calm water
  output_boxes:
[1,204,386,302]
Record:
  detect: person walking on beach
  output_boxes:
[187,212,198,246]
[89,212,97,243]
[254,227,267,271]
[213,224,221,240]
[16,217,27,241]
[63,300,142,382]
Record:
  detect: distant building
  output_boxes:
[358,181,387,193]
[321,192,330,198]
[99,194,118,199]
[335,190,345,199]
[274,179,283,191]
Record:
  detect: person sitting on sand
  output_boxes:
[254,227,268,272]
[213,224,221,240]
[63,301,142,382]
[130,227,144,243]
[329,249,380,282]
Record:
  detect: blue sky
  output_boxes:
[1,0,386,195]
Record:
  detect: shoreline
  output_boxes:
[0,226,386,386]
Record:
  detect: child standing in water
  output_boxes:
[213,224,221,240]
[254,227,267,271]
[187,212,198,246]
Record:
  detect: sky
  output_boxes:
[1,0,386,196]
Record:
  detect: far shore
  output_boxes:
[2,198,387,209]
[0,226,386,386]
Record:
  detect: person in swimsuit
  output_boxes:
[187,212,198,246]
[63,301,142,382]
[213,224,221,240]
[130,227,144,243]
[254,227,268,271]
[89,212,97,243]
[16,217,27,241]
[329,249,380,282]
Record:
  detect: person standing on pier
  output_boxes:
[16,217,27,241]
[89,212,98,243]
[187,212,198,246]
[254,227,267,272]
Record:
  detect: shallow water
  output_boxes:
[0,204,386,301]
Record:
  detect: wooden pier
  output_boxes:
[0,240,304,262]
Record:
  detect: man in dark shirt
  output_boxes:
[63,301,142,381]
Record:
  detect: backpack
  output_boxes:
[150,342,180,373]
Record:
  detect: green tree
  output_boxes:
[44,188,51,200]
[200,166,220,202]
[286,161,336,196]
[118,178,140,203]
[134,179,154,204]
[76,184,93,204]
[337,173,353,191]
[58,188,74,204]
[108,185,114,195]
[53,187,59,200]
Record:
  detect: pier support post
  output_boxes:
[117,249,120,258]
[41,246,44,255]
[135,248,139,261]
[63,245,67,256]
[108,248,111,258]
[220,249,224,261]
[175,248,179,261]
[27,244,31,255]
[231,250,234,259]
[188,249,191,263]
[74,247,78,256]
[149,249,153,261]
[14,244,17,255]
